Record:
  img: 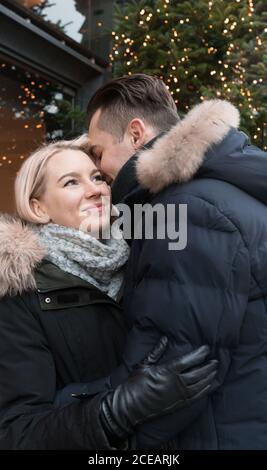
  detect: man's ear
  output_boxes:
[127,118,147,150]
[30,198,51,224]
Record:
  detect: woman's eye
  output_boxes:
[64,179,77,187]
[92,173,104,183]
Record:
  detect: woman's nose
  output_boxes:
[84,181,102,198]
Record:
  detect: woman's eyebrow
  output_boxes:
[57,172,79,183]
[57,169,100,183]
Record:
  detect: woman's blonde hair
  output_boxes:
[15,134,91,224]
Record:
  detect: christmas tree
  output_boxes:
[111,0,267,149]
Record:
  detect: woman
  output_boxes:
[0,135,217,449]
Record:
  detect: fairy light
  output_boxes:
[109,0,266,149]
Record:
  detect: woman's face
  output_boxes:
[32,149,111,233]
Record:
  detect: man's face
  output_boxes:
[88,109,136,182]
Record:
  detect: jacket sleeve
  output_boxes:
[120,192,251,448]
[0,293,113,450]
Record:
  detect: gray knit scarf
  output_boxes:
[37,223,130,300]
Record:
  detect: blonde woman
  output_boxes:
[0,136,217,449]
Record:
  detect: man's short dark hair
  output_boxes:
[87,73,179,140]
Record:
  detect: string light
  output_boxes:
[110,0,266,148]
[0,61,75,171]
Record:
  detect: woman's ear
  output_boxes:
[30,198,51,224]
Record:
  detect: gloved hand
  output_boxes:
[99,337,217,446]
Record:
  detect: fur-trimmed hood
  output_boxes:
[135,98,267,207]
[0,214,45,298]
[136,99,240,193]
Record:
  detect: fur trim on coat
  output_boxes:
[136,99,240,193]
[0,214,44,298]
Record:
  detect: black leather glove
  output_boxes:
[100,337,217,446]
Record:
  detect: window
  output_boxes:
[0,58,83,213]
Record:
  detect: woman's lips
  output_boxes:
[82,203,103,213]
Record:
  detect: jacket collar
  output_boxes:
[112,135,162,205]
[35,260,97,293]
[35,260,118,310]
[135,99,240,193]
[0,214,117,301]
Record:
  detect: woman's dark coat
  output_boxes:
[0,225,128,450]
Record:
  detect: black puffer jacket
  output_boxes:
[110,99,267,449]
[0,219,128,450]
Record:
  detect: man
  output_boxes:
[87,73,267,449]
